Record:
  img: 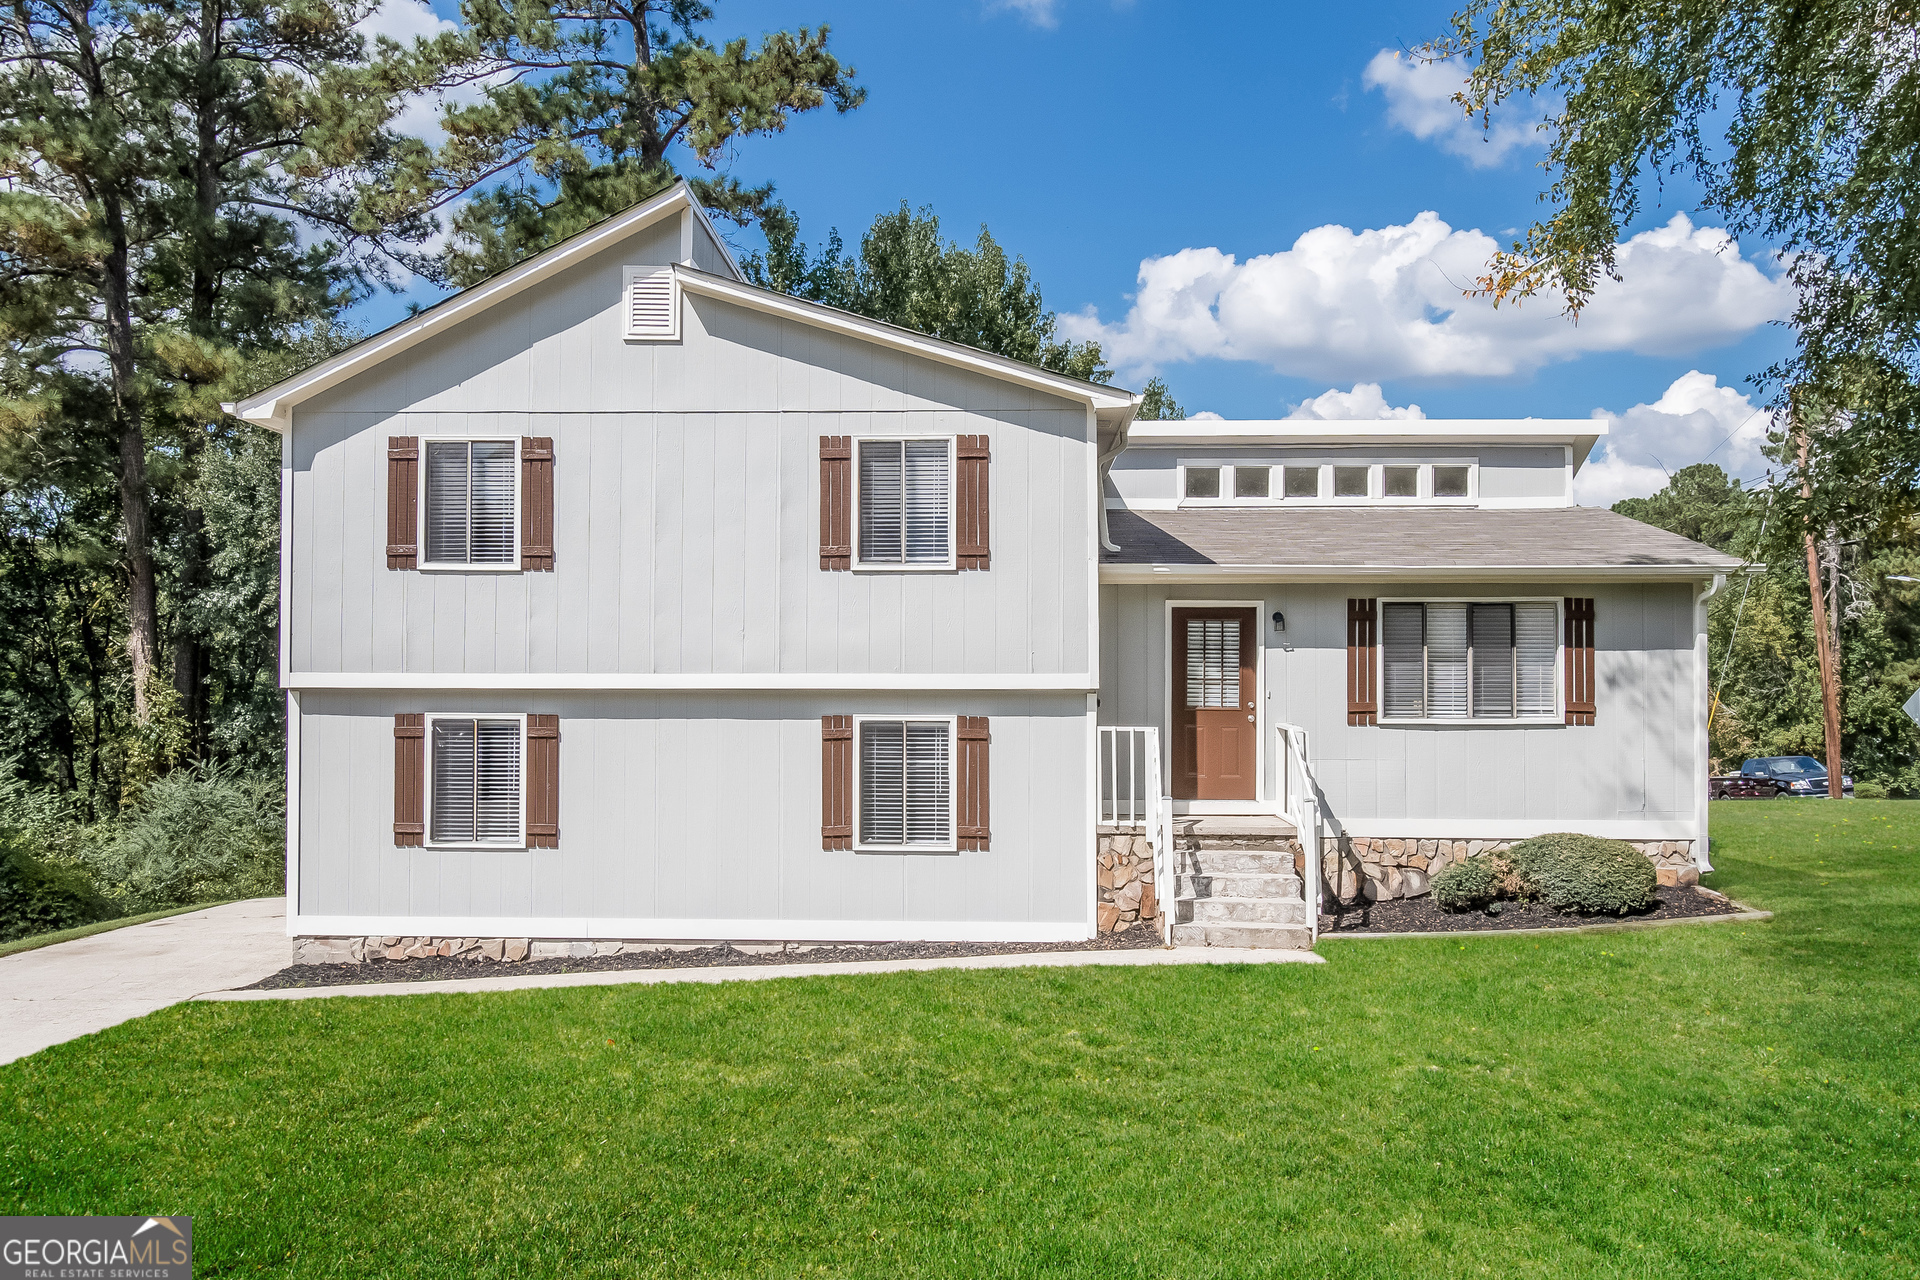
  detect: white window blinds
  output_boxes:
[1185,619,1241,708]
[858,720,953,847]
[425,441,516,565]
[858,439,950,565]
[1380,601,1558,719]
[430,717,522,844]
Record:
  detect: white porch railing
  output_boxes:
[1273,721,1323,945]
[1097,726,1174,945]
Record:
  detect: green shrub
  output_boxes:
[1432,857,1499,911]
[0,847,112,942]
[1854,781,1888,800]
[1508,832,1657,915]
[88,763,285,911]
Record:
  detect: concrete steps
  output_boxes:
[1168,814,1314,951]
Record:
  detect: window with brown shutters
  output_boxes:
[1347,598,1378,725]
[521,437,554,570]
[1564,597,1597,725]
[526,714,559,846]
[956,435,990,570]
[820,437,851,570]
[821,715,853,848]
[393,713,424,845]
[957,716,990,851]
[387,438,418,569]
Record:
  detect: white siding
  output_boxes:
[295,691,1090,931]
[287,231,1094,678]
[1098,581,1699,832]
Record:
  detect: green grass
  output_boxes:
[2,806,1916,1277]
[0,900,237,960]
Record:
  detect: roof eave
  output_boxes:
[1099,562,1745,583]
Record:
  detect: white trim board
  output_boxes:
[1101,565,1734,584]
[1330,819,1701,841]
[289,916,1096,944]
[282,672,1098,692]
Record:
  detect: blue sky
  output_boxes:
[358,0,1796,504]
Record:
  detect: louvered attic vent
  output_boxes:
[624,266,679,341]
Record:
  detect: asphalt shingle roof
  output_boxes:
[1101,507,1746,571]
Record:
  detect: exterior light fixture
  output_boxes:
[1272,610,1286,633]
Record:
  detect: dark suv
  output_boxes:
[1741,756,1854,798]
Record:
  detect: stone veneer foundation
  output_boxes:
[1325,837,1699,903]
[1095,832,1162,934]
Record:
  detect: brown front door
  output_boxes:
[1172,607,1257,801]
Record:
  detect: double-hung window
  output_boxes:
[855,717,954,849]
[1381,601,1559,721]
[427,715,524,846]
[858,438,952,567]
[424,440,517,567]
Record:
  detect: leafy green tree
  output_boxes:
[0,0,420,731]
[1443,0,1920,538]
[1135,378,1186,421]
[387,0,864,287]
[744,203,1111,382]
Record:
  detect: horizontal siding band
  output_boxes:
[285,672,1100,691]
[287,916,1098,943]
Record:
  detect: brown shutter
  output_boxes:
[820,436,851,570]
[1346,598,1378,726]
[393,713,424,845]
[526,714,559,846]
[822,715,853,848]
[1565,597,1596,725]
[386,437,418,569]
[521,437,554,571]
[957,716,990,850]
[957,435,990,570]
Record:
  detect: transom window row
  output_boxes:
[1183,462,1473,502]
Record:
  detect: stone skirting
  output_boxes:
[1325,838,1700,902]
[1096,833,1161,934]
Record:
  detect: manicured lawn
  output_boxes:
[1,805,1915,1277]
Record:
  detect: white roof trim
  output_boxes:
[1100,563,1742,583]
[222,183,715,432]
[673,267,1139,414]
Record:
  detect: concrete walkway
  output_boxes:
[200,944,1324,1005]
[0,898,287,1066]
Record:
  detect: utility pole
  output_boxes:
[1798,429,1845,798]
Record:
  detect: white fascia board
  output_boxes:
[673,268,1139,414]
[222,184,700,432]
[284,671,1098,692]
[1099,564,1732,584]
[289,915,1093,943]
[1127,419,1607,449]
[1332,819,1698,841]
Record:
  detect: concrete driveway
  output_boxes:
[0,898,286,1066]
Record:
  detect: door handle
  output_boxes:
[1246,714,1255,722]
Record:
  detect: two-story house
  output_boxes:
[227,184,1744,962]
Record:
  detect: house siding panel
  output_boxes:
[295,691,1090,931]
[1097,581,1699,834]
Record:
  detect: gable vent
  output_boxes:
[625,266,680,341]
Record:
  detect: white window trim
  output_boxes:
[851,435,958,573]
[1374,595,1563,726]
[851,713,959,853]
[416,434,523,573]
[1176,459,1479,508]
[422,711,529,850]
[623,265,681,342]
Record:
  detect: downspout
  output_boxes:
[1095,405,1139,553]
[1694,572,1728,874]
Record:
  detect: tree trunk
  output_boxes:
[101,195,161,724]
[1799,432,1844,798]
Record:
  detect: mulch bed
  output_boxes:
[245,929,1167,990]
[1319,885,1747,935]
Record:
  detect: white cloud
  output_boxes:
[986,0,1059,27]
[357,0,476,146]
[1061,211,1792,384]
[1574,370,1775,506]
[1287,383,1426,420]
[1362,49,1537,168]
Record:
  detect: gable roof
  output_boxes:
[224,181,1139,432]
[1100,507,1748,581]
